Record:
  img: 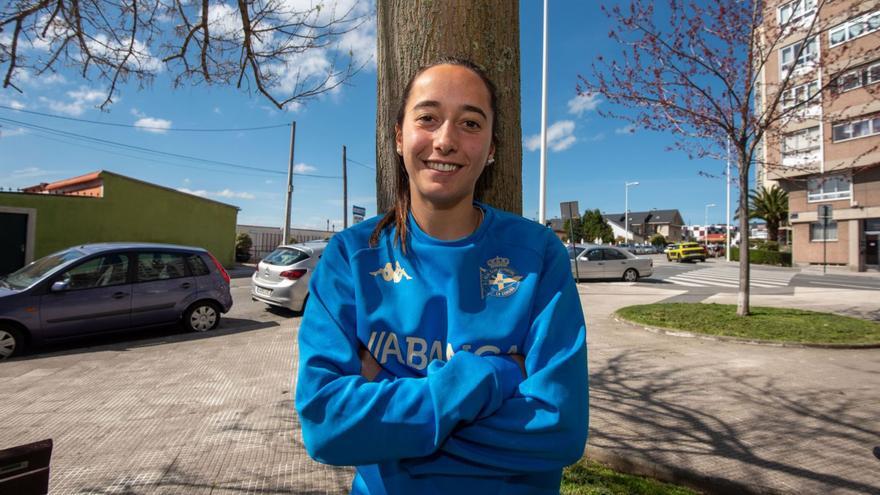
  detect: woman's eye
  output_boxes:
[463,120,482,129]
[417,115,435,123]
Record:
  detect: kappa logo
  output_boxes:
[370,261,413,284]
[480,256,522,298]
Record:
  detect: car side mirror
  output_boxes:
[50,280,69,292]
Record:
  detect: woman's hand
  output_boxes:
[359,346,382,381]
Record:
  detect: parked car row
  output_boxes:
[0,243,233,360]
[618,244,665,255]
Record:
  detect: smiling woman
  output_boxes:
[295,58,589,495]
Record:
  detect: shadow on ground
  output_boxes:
[588,349,879,494]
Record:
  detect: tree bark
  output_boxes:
[376,0,522,214]
[737,153,751,316]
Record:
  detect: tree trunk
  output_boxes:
[376,0,522,214]
[737,155,751,317]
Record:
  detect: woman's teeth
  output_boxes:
[426,162,459,172]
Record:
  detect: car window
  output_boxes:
[3,248,86,290]
[186,254,210,276]
[585,249,603,261]
[136,252,188,282]
[59,254,129,290]
[263,247,309,266]
[567,246,585,259]
[602,248,628,260]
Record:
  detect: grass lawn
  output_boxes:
[562,459,699,495]
[616,303,880,345]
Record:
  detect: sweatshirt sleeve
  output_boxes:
[402,232,589,476]
[295,235,521,466]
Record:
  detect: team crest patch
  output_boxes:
[480,256,522,298]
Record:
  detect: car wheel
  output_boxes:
[183,301,221,332]
[622,268,639,282]
[0,325,25,360]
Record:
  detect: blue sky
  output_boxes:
[0,1,744,231]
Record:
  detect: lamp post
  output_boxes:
[705,203,717,243]
[625,181,639,243]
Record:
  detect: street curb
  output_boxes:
[612,314,880,350]
[584,447,791,495]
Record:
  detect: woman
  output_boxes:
[295,57,588,494]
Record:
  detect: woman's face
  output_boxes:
[396,64,495,209]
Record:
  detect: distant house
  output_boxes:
[0,170,239,274]
[603,209,685,243]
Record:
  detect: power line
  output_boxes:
[347,157,376,171]
[0,105,291,132]
[0,117,342,179]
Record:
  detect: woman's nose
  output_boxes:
[434,121,458,154]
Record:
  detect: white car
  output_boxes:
[568,244,653,282]
[251,240,327,312]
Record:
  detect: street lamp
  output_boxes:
[705,203,717,242]
[625,181,639,243]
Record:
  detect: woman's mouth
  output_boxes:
[424,161,463,173]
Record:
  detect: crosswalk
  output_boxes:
[664,266,795,288]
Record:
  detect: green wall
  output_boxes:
[0,172,238,267]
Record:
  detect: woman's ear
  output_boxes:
[395,124,403,155]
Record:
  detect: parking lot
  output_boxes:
[0,272,354,494]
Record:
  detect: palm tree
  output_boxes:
[747,185,789,242]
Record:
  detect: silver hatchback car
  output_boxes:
[251,240,327,312]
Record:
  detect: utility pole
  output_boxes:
[538,0,549,224]
[726,136,732,261]
[282,121,296,245]
[343,145,348,229]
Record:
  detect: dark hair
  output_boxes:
[369,57,500,253]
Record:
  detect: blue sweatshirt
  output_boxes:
[295,203,589,494]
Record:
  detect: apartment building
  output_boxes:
[758,0,880,271]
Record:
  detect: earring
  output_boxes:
[396,147,402,154]
[487,157,495,165]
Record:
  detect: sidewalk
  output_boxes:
[580,284,880,494]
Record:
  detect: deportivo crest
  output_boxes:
[480,256,522,298]
[370,261,412,284]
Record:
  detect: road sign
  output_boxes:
[352,205,366,225]
[560,201,579,221]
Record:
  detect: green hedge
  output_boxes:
[730,247,792,266]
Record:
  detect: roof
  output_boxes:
[603,209,683,226]
[74,242,208,254]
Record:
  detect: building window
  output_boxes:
[807,175,851,202]
[833,61,880,93]
[829,10,880,47]
[810,221,838,241]
[781,80,820,110]
[832,115,880,142]
[782,126,820,165]
[780,38,818,74]
[778,0,817,26]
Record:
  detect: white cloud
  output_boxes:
[265,179,275,184]
[0,127,28,138]
[177,187,255,200]
[8,167,56,179]
[524,120,577,152]
[615,125,635,135]
[213,107,222,114]
[8,100,25,110]
[134,117,173,134]
[293,163,316,173]
[567,93,601,117]
[177,188,209,197]
[39,86,107,116]
[183,178,191,185]
[83,34,163,73]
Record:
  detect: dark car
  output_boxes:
[0,243,233,360]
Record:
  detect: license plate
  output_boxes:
[254,286,272,297]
